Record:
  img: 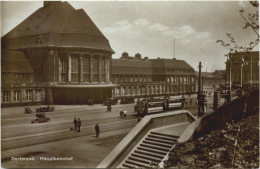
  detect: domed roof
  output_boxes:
[2,1,114,53]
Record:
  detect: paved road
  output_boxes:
[1,94,218,168]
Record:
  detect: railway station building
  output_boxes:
[1,1,115,106]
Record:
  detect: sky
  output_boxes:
[1,1,259,72]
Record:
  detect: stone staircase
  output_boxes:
[120,131,179,168]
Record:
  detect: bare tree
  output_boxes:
[217,1,259,53]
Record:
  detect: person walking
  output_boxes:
[73,117,77,130]
[95,123,100,138]
[138,116,141,123]
[190,99,192,106]
[77,118,81,132]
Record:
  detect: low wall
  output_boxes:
[97,110,196,168]
[179,89,259,141]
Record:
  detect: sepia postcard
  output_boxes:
[1,1,259,168]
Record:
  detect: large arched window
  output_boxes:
[100,57,105,82]
[71,54,79,82]
[60,56,68,82]
[83,55,90,82]
[93,56,99,82]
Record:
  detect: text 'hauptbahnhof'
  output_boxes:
[1,1,196,107]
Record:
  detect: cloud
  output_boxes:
[103,20,133,34]
[238,1,246,8]
[178,25,195,36]
[134,18,151,27]
[195,32,211,39]
[103,18,212,45]
[148,23,170,32]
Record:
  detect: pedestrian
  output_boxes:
[95,123,100,138]
[123,109,127,117]
[138,116,141,123]
[77,118,81,132]
[185,101,188,106]
[73,117,77,130]
[190,99,192,105]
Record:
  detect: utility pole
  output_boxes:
[227,52,232,103]
[229,52,232,91]
[197,62,207,117]
[197,62,202,100]
[250,56,252,87]
[173,37,175,58]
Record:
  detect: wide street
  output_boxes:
[1,94,219,168]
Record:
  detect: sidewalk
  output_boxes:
[2,127,132,168]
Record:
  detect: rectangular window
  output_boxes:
[13,90,20,102]
[93,57,99,82]
[100,57,105,82]
[116,88,120,96]
[60,57,68,82]
[83,55,90,82]
[2,91,10,103]
[26,90,32,101]
[36,90,41,101]
[71,55,79,82]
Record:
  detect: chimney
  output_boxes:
[135,53,141,59]
[121,52,129,59]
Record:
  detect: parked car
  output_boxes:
[25,107,33,114]
[103,98,118,106]
[120,97,135,104]
[32,112,50,123]
[36,105,55,112]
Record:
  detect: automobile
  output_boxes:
[25,107,33,114]
[103,98,118,106]
[36,105,55,112]
[31,113,50,123]
[120,97,135,104]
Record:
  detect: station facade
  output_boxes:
[1,1,115,106]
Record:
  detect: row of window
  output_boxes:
[166,76,195,84]
[112,75,152,83]
[166,69,194,74]
[60,55,108,83]
[2,90,42,103]
[113,85,194,96]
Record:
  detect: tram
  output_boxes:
[136,95,185,117]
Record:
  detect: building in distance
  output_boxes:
[111,52,196,98]
[226,51,259,88]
